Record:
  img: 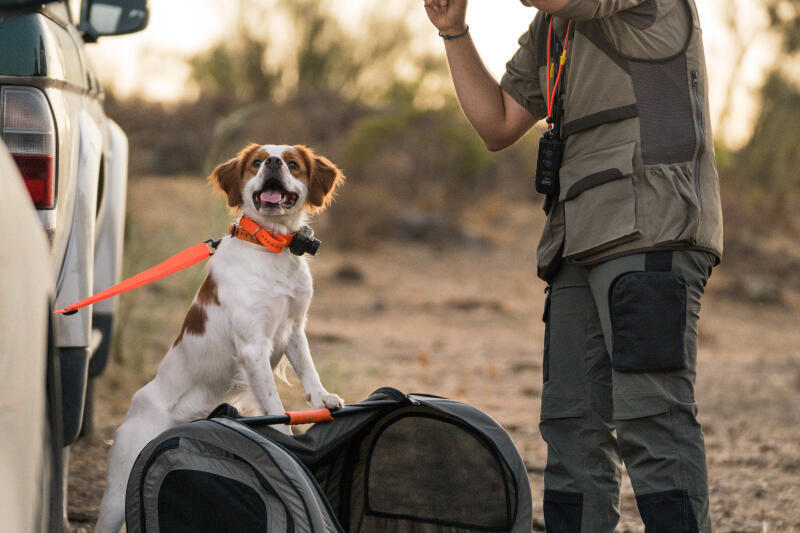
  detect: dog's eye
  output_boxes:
[287,161,299,171]
[252,159,262,168]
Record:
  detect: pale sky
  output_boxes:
[87,0,771,146]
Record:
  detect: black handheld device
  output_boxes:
[535,129,563,197]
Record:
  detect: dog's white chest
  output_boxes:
[212,237,312,302]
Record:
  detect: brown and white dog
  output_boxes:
[95,144,346,533]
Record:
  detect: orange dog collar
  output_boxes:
[229,216,321,256]
[230,216,296,253]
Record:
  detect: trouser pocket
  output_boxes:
[610,271,687,372]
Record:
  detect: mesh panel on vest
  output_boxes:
[629,56,696,165]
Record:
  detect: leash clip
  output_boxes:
[205,238,222,255]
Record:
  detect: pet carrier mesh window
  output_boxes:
[355,413,514,530]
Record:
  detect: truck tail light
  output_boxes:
[1,87,57,209]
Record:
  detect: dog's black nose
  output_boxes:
[265,156,283,170]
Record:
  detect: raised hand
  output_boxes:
[423,0,468,35]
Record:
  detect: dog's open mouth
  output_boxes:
[253,178,299,209]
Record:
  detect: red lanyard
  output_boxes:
[546,17,572,130]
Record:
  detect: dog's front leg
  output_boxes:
[234,338,287,416]
[285,325,344,410]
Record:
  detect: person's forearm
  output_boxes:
[443,34,513,150]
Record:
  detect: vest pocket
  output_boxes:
[640,162,701,245]
[559,141,641,258]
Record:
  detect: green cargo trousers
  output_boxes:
[540,250,714,533]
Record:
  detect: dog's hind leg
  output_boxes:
[95,386,172,533]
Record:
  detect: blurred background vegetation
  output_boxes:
[106,0,541,243]
[105,0,800,283]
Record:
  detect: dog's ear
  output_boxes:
[295,145,345,211]
[209,143,261,208]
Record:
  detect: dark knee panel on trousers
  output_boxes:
[636,490,699,533]
[544,490,583,533]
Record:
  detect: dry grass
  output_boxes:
[68,176,800,532]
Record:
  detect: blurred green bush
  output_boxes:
[343,105,493,212]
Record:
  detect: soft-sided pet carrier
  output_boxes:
[125,387,532,533]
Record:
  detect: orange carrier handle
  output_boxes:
[285,409,334,425]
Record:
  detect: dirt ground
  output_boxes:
[67,176,800,532]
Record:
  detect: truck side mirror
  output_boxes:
[79,0,149,41]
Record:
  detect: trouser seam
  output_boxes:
[670,405,698,532]
[672,405,688,532]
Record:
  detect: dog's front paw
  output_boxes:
[306,390,345,410]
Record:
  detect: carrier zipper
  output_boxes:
[373,386,409,402]
[691,71,704,209]
[406,395,421,406]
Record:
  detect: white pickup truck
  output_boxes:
[0,1,147,531]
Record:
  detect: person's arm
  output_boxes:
[424,0,539,151]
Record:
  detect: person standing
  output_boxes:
[424,0,722,531]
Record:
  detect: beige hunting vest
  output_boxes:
[502,0,723,281]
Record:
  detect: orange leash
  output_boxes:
[54,218,315,316]
[53,240,220,315]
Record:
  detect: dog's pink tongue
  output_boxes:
[260,190,282,203]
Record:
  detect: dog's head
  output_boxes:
[210,144,345,228]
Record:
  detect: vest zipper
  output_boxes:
[691,71,704,209]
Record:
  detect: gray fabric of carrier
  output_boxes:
[125,388,533,533]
